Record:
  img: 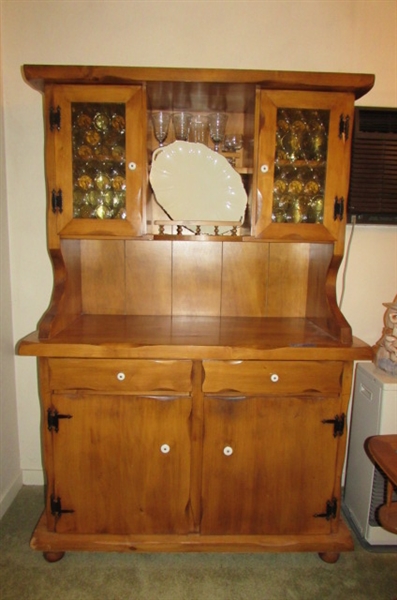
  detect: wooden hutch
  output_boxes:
[17,65,374,563]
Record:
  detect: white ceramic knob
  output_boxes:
[128,162,137,171]
[270,373,279,383]
[260,164,269,173]
[117,372,126,381]
[223,446,233,456]
[160,444,170,454]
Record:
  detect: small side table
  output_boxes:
[365,435,397,535]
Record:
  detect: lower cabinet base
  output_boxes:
[31,512,354,563]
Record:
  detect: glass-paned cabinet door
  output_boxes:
[254,90,354,243]
[45,85,145,239]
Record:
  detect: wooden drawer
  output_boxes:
[203,360,343,396]
[48,358,193,394]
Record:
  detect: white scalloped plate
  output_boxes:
[149,141,247,230]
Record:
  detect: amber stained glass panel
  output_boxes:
[273,109,330,224]
[72,103,126,219]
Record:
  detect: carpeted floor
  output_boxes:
[0,486,396,600]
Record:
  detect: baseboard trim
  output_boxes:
[22,469,45,486]
[31,511,354,558]
[0,471,23,520]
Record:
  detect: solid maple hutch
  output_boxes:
[18,65,374,563]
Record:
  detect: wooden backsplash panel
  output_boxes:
[172,242,222,316]
[266,244,310,317]
[81,240,125,314]
[306,244,334,318]
[79,240,329,319]
[125,240,172,315]
[221,242,269,317]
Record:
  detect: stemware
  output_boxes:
[189,115,209,144]
[223,133,243,152]
[172,112,192,141]
[208,112,228,152]
[151,111,170,147]
[222,134,243,166]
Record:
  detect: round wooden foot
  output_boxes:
[43,551,65,563]
[318,552,340,564]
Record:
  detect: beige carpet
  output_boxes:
[0,486,396,600]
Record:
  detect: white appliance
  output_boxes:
[344,362,397,546]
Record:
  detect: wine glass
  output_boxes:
[208,112,228,152]
[151,111,170,147]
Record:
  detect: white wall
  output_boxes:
[0,23,22,517]
[1,0,396,488]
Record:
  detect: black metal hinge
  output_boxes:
[333,196,344,221]
[49,105,61,131]
[51,189,63,214]
[314,497,338,520]
[50,494,74,517]
[339,114,350,141]
[322,413,345,437]
[47,408,72,433]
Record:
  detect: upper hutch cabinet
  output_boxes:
[18,65,374,564]
[254,90,354,247]
[45,84,146,244]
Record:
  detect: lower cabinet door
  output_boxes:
[49,392,192,535]
[200,394,342,535]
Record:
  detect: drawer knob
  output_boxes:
[117,372,126,381]
[223,446,233,456]
[270,373,279,383]
[160,444,170,454]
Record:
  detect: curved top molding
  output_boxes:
[22,64,375,100]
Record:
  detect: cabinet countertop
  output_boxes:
[17,315,372,361]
